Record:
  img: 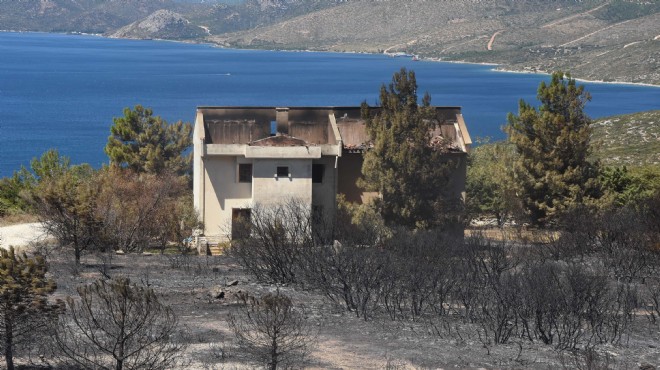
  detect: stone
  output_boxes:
[209,287,225,299]
[227,280,239,287]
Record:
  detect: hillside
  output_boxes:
[592,110,660,166]
[109,10,207,40]
[0,0,658,85]
[210,0,660,85]
[0,0,183,34]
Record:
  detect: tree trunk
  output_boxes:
[270,335,278,370]
[4,315,14,370]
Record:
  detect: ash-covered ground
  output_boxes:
[32,250,660,370]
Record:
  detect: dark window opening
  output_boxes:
[312,164,324,183]
[232,208,251,240]
[277,166,289,177]
[238,163,252,183]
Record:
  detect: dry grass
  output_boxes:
[466,227,561,243]
[0,213,38,227]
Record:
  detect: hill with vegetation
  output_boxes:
[109,10,207,40]
[212,0,660,85]
[592,110,660,166]
[0,0,658,85]
[0,0,183,34]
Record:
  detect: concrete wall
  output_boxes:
[337,153,378,204]
[252,158,313,206]
[202,156,253,236]
[312,156,338,222]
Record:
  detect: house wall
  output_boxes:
[312,156,338,222]
[444,153,468,203]
[202,156,253,237]
[252,158,313,206]
[337,152,378,204]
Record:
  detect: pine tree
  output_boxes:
[105,105,193,177]
[0,247,59,370]
[56,278,184,370]
[505,71,600,225]
[360,68,455,229]
[30,153,102,265]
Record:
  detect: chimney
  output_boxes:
[275,107,289,135]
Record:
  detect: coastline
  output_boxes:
[204,40,660,88]
[2,29,659,88]
[492,67,660,88]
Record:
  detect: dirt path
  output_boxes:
[487,30,503,50]
[560,19,634,47]
[0,222,47,249]
[541,2,609,29]
[383,38,418,55]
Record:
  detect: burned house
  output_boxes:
[192,106,471,240]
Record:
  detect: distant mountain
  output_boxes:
[110,10,207,40]
[0,0,657,85]
[212,0,660,84]
[184,0,344,35]
[0,0,181,33]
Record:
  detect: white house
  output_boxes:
[193,106,471,241]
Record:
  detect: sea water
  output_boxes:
[1,31,659,177]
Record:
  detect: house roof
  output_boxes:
[196,106,470,153]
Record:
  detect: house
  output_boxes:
[193,106,471,241]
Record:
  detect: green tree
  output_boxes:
[29,151,102,265]
[0,247,59,370]
[0,149,71,216]
[360,68,456,229]
[466,139,520,226]
[105,105,193,177]
[505,71,600,225]
[599,165,660,207]
[0,169,33,217]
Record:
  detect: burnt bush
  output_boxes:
[231,198,655,353]
[229,290,315,370]
[229,200,314,284]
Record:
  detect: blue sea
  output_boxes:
[1,31,659,177]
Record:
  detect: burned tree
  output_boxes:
[55,278,185,370]
[229,290,315,370]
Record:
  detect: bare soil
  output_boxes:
[29,249,660,370]
[0,222,46,250]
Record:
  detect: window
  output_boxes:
[312,164,324,183]
[238,163,252,183]
[277,166,289,177]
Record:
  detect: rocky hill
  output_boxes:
[211,0,660,84]
[592,110,660,166]
[110,10,206,40]
[0,0,182,34]
[1,0,658,85]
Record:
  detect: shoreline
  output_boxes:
[3,30,658,88]
[492,67,660,88]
